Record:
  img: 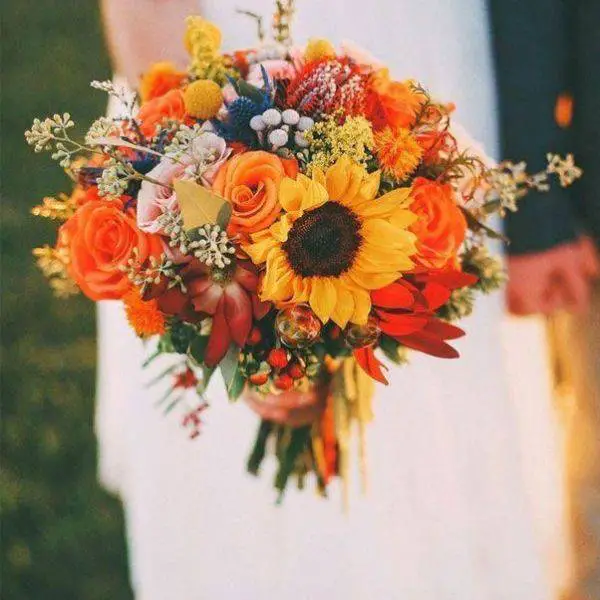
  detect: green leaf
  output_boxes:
[198,365,216,394]
[460,207,508,242]
[275,426,312,503]
[174,179,231,231]
[188,335,209,365]
[247,420,274,476]
[235,79,265,103]
[379,335,403,365]
[228,368,246,401]
[219,344,239,384]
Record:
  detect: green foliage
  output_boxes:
[1,1,132,598]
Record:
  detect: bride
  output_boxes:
[98,1,567,598]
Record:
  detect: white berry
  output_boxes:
[249,115,266,131]
[297,116,315,131]
[294,131,310,148]
[269,128,289,148]
[262,108,282,127]
[282,109,300,126]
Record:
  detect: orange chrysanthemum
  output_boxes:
[124,287,166,337]
[374,127,423,181]
[366,70,426,131]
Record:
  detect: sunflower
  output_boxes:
[244,156,417,328]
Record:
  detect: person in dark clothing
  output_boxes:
[490,1,600,598]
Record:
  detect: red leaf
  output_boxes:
[353,346,389,385]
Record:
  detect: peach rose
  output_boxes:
[59,198,163,301]
[137,89,187,138]
[366,69,426,131]
[409,177,467,269]
[212,151,298,236]
[140,61,186,103]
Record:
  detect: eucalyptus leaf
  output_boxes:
[174,179,231,231]
[219,344,241,391]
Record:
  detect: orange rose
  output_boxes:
[213,151,298,236]
[137,89,186,138]
[409,177,467,269]
[366,69,426,131]
[59,198,163,301]
[140,61,186,103]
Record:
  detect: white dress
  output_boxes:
[96,1,568,598]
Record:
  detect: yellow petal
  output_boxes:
[300,179,329,212]
[279,178,305,213]
[330,285,355,329]
[269,215,293,242]
[291,276,311,304]
[360,218,402,246]
[387,208,419,229]
[354,189,414,219]
[349,287,371,325]
[347,268,400,290]
[309,277,337,323]
[358,170,381,201]
[243,234,276,265]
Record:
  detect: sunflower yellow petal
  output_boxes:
[359,170,381,201]
[243,234,277,265]
[300,179,329,212]
[330,285,355,328]
[309,277,337,323]
[349,287,371,325]
[360,218,402,245]
[279,178,306,213]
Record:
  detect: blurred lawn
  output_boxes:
[1,1,133,598]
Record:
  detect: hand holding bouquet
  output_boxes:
[27,7,581,501]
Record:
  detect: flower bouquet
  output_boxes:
[27,4,581,501]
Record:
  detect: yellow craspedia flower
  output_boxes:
[305,38,336,62]
[244,156,417,328]
[184,80,223,119]
[184,16,222,55]
[374,127,423,181]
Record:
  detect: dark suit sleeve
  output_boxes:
[489,0,579,255]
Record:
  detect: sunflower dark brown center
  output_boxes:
[282,202,362,277]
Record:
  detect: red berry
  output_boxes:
[287,362,304,380]
[275,374,294,391]
[249,372,269,386]
[247,327,262,346]
[267,348,289,369]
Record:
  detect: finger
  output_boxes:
[539,281,567,315]
[554,269,590,315]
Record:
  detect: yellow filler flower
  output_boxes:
[244,156,417,327]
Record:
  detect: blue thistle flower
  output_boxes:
[215,66,274,145]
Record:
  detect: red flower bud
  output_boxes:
[249,372,269,386]
[267,348,289,369]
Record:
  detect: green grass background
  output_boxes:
[2,1,133,598]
